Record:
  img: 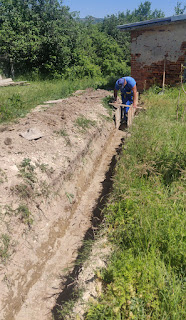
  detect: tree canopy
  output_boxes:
[0,1,168,79]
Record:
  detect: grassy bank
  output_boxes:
[86,86,186,320]
[0,77,110,124]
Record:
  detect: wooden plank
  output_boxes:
[110,92,143,128]
[0,80,29,87]
[9,81,30,86]
[115,105,121,129]
[44,99,64,104]
[109,103,144,110]
[128,106,136,127]
[109,101,145,129]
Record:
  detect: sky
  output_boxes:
[62,0,186,18]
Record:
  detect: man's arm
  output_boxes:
[114,89,118,102]
[132,84,137,108]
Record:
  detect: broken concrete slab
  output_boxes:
[72,90,85,96]
[44,99,64,104]
[0,78,29,87]
[19,127,44,140]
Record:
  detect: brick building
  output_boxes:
[117,15,186,92]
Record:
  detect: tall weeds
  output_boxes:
[0,77,108,123]
[86,86,186,320]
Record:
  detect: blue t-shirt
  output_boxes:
[115,77,136,95]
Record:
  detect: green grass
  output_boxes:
[102,96,114,117]
[18,158,37,185]
[75,115,97,132]
[0,234,11,262]
[0,168,7,183]
[16,204,33,227]
[85,85,186,320]
[54,129,71,145]
[0,77,109,124]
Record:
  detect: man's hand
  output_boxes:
[110,97,117,103]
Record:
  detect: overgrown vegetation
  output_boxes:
[0,1,182,124]
[0,1,167,81]
[102,96,114,117]
[0,0,185,315]
[0,0,129,79]
[85,86,186,320]
[0,77,108,123]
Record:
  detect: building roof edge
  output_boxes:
[117,14,186,31]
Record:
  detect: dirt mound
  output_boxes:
[0,88,119,319]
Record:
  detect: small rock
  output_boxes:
[0,126,8,132]
[4,137,12,145]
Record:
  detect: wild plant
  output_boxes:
[0,234,11,262]
[18,158,37,185]
[85,86,186,320]
[16,204,33,227]
[75,116,96,132]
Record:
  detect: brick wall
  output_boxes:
[130,22,186,92]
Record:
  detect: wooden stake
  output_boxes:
[162,57,166,90]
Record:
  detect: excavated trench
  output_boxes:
[0,89,133,320]
[13,126,127,320]
[52,131,126,320]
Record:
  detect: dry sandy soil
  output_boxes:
[0,88,126,320]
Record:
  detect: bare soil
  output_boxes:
[0,88,126,320]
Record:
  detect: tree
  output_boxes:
[174,1,186,14]
[0,0,166,80]
[133,1,164,21]
[99,2,165,65]
[0,0,79,77]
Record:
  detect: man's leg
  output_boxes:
[121,95,125,120]
[123,100,131,124]
[121,95,129,122]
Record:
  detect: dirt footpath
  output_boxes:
[0,88,126,320]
